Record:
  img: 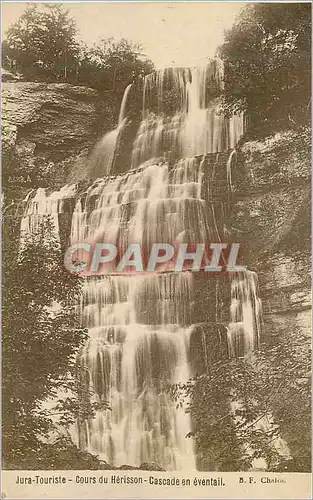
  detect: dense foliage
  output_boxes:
[2,214,92,468]
[218,3,311,129]
[2,3,154,94]
[2,4,79,81]
[78,38,154,96]
[5,436,111,470]
[172,326,311,472]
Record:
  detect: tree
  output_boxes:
[2,3,79,81]
[218,3,311,129]
[2,214,88,466]
[2,5,155,93]
[77,38,154,95]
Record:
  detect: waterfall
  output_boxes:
[20,184,77,248]
[20,60,264,470]
[71,158,217,252]
[76,274,195,469]
[227,272,290,465]
[118,83,133,124]
[89,83,133,178]
[69,156,209,468]
[227,271,263,357]
[132,62,244,169]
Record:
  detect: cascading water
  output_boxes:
[227,271,263,357]
[76,274,195,469]
[89,83,133,178]
[69,156,209,468]
[20,60,264,470]
[132,61,244,169]
[20,184,77,248]
[226,273,290,464]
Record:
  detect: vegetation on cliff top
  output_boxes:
[2,3,154,100]
[218,3,311,131]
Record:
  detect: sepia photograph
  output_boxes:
[1,1,312,498]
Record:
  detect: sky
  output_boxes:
[1,2,245,69]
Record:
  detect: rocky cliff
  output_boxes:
[230,129,310,323]
[2,81,118,198]
[229,129,311,467]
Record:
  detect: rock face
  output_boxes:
[230,130,310,319]
[229,130,311,465]
[230,130,310,335]
[2,81,118,191]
